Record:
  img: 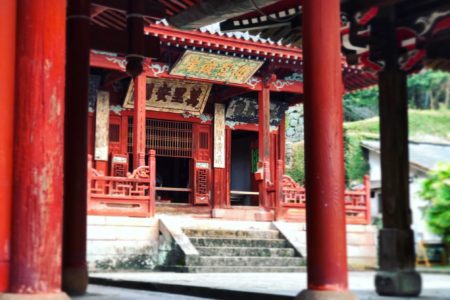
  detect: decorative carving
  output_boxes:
[148,63,170,77]
[129,166,150,179]
[225,97,288,126]
[272,79,294,91]
[284,72,303,82]
[246,76,261,89]
[281,175,306,206]
[416,10,450,36]
[105,57,127,70]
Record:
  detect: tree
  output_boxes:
[407,70,450,110]
[420,163,450,243]
[342,70,450,122]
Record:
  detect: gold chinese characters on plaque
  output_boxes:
[170,50,263,84]
[124,77,212,115]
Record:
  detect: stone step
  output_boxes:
[158,265,306,273]
[196,246,295,257]
[189,237,287,248]
[186,256,304,267]
[183,228,280,239]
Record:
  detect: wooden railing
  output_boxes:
[279,172,371,225]
[87,150,156,218]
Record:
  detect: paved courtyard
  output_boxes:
[73,284,206,300]
[90,271,450,299]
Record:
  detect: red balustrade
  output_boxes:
[87,150,156,217]
[279,175,371,224]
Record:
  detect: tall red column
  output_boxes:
[297,0,356,299]
[133,74,147,169]
[258,87,271,209]
[62,0,90,295]
[0,0,16,291]
[8,1,68,298]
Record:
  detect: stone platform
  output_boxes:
[90,271,450,300]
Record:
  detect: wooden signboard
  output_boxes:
[214,103,225,168]
[124,77,212,115]
[94,91,110,161]
[170,50,263,84]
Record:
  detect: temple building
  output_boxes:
[1,0,449,299]
[86,21,373,223]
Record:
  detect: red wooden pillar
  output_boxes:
[149,150,156,216]
[133,74,147,169]
[0,0,16,291]
[8,1,68,298]
[297,0,356,299]
[258,87,271,209]
[279,114,286,173]
[62,0,90,295]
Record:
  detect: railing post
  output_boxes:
[87,155,92,212]
[138,152,146,168]
[275,160,283,220]
[149,150,156,217]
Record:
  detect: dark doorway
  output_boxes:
[156,156,191,203]
[230,130,259,206]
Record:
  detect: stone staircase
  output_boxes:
[160,227,305,272]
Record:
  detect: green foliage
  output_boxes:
[343,109,450,184]
[344,109,450,139]
[344,129,369,185]
[408,70,450,109]
[286,142,305,185]
[420,164,450,243]
[343,70,450,122]
[344,87,379,121]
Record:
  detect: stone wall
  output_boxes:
[87,216,159,271]
[285,105,304,168]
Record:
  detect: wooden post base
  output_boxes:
[0,293,69,300]
[375,270,421,297]
[296,290,358,300]
[62,266,88,296]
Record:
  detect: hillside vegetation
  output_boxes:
[286,69,450,186]
[287,109,450,186]
[345,108,450,184]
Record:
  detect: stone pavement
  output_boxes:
[91,271,450,299]
[72,284,207,300]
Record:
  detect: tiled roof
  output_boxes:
[361,140,450,172]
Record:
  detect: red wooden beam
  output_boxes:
[90,52,304,94]
[10,0,66,296]
[146,23,303,61]
[91,0,166,19]
[0,0,16,291]
[214,87,249,102]
[91,25,160,59]
[101,70,129,89]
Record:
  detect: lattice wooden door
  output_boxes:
[192,124,211,205]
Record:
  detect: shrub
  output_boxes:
[286,142,305,185]
[420,163,450,243]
